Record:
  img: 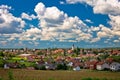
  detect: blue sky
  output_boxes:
[0,0,120,49]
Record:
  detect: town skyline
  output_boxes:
[0,0,120,48]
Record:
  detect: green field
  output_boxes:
[0,69,120,80]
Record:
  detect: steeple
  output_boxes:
[72,44,75,50]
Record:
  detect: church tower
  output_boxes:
[72,44,75,50]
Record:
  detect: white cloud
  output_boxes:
[0,41,7,46]
[60,1,65,4]
[21,13,32,20]
[66,0,120,15]
[93,0,120,15]
[19,27,41,41]
[21,12,36,20]
[90,26,100,31]
[85,19,93,23]
[34,2,46,18]
[0,5,25,34]
[66,0,97,6]
[90,37,100,43]
[113,40,120,43]
[33,2,92,42]
[97,24,113,38]
[109,15,120,31]
[66,0,120,43]
[1,2,120,47]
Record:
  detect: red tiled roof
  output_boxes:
[97,61,105,65]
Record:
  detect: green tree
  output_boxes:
[56,63,67,70]
[109,55,120,62]
[8,70,14,80]
[37,51,44,55]
[0,51,4,57]
[99,54,109,60]
[74,47,80,56]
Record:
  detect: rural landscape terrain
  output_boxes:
[0,0,120,80]
[0,69,120,80]
[0,47,120,80]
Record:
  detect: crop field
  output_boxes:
[0,69,120,80]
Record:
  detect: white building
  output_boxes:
[96,62,109,70]
[110,62,120,71]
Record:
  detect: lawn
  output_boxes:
[0,69,120,80]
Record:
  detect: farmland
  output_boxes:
[0,69,120,80]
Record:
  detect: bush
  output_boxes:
[56,63,67,70]
[8,70,14,80]
[82,77,92,80]
[0,60,4,67]
[34,65,46,70]
[48,78,54,80]
[81,78,108,80]
[0,77,3,80]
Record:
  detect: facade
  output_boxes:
[96,62,109,70]
[110,62,120,71]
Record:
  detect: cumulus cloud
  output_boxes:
[113,40,120,43]
[60,1,65,4]
[0,5,25,34]
[66,0,120,15]
[90,26,100,32]
[85,19,93,24]
[93,0,120,15]
[1,2,120,48]
[0,41,7,46]
[34,2,67,28]
[19,27,41,41]
[66,0,120,43]
[109,15,120,31]
[34,2,92,42]
[21,12,36,20]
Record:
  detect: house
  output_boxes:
[84,60,98,69]
[67,49,74,54]
[55,58,64,65]
[67,62,73,67]
[4,64,9,69]
[27,67,35,70]
[45,62,56,70]
[73,66,80,71]
[111,50,120,55]
[89,61,98,70]
[110,62,120,71]
[35,59,45,70]
[18,54,37,61]
[7,62,20,68]
[96,61,109,70]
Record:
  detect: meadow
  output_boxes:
[0,69,120,80]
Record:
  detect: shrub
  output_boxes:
[0,77,3,80]
[34,65,46,70]
[56,63,67,70]
[48,78,54,80]
[81,78,108,80]
[8,70,14,80]
[82,77,92,80]
[0,60,4,67]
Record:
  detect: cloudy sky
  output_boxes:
[0,0,120,48]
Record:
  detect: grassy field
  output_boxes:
[0,69,120,80]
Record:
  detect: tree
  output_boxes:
[93,50,98,55]
[74,47,80,56]
[56,63,67,70]
[109,55,120,62]
[99,54,109,60]
[0,51,4,57]
[37,51,44,55]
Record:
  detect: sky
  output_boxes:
[0,0,120,49]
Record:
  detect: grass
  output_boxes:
[0,69,120,80]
